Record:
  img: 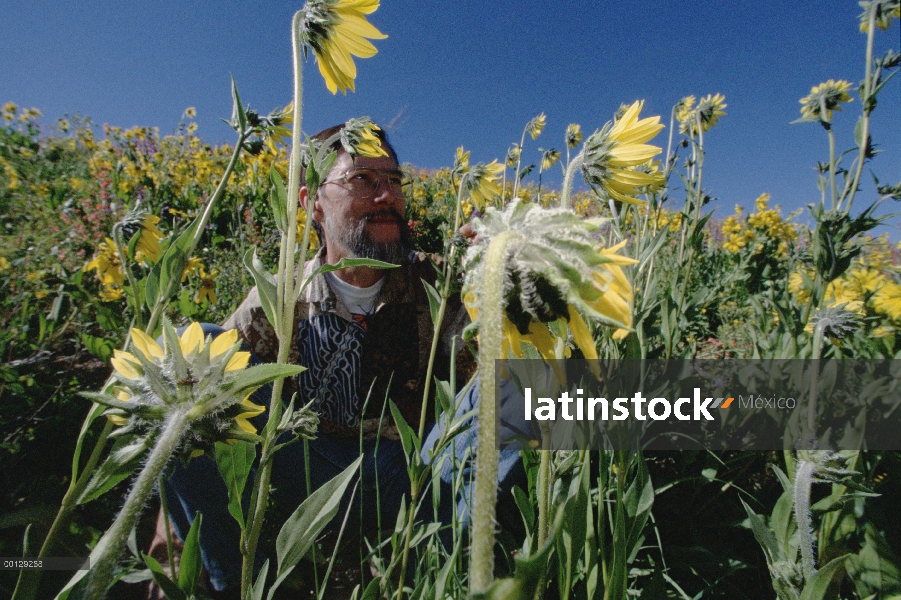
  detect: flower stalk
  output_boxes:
[239,10,307,595]
[83,408,192,599]
[470,228,521,593]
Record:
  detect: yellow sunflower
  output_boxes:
[298,0,387,95]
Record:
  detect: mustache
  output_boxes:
[363,209,404,223]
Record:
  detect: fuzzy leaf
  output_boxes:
[78,435,153,504]
[225,363,305,399]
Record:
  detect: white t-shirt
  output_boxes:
[325,271,384,317]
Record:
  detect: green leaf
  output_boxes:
[800,554,850,600]
[430,536,461,600]
[77,435,153,504]
[250,559,270,600]
[143,552,186,600]
[231,75,247,132]
[389,400,421,464]
[78,391,134,412]
[80,333,114,362]
[178,288,197,319]
[243,248,278,330]
[847,527,901,597]
[359,577,381,600]
[270,456,363,597]
[145,269,160,310]
[305,257,399,288]
[214,440,256,530]
[421,278,443,328]
[269,166,288,232]
[433,378,455,417]
[556,457,590,600]
[126,229,141,263]
[225,363,305,400]
[771,490,797,557]
[470,527,556,600]
[741,498,783,568]
[177,512,203,594]
[155,218,201,310]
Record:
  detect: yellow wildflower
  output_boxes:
[565,124,583,148]
[466,160,505,211]
[195,267,219,305]
[85,238,124,286]
[135,214,166,263]
[873,279,901,321]
[581,100,666,204]
[527,113,546,140]
[298,0,388,95]
[799,80,853,121]
[540,148,561,171]
[181,256,204,282]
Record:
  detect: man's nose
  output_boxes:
[371,178,401,204]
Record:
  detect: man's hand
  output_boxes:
[460,222,480,245]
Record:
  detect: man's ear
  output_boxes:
[299,186,310,212]
[300,186,324,223]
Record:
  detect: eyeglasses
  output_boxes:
[321,167,410,199]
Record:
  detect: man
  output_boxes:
[161,124,478,597]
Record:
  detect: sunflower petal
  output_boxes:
[130,328,164,360]
[179,322,204,357]
[209,329,239,359]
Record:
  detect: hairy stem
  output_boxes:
[84,409,190,599]
[560,152,584,210]
[470,229,519,593]
[794,458,817,580]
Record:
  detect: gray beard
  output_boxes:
[324,211,409,264]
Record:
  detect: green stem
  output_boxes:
[839,9,876,215]
[83,409,191,599]
[111,227,145,330]
[158,477,177,582]
[560,152,584,210]
[826,121,837,212]
[390,172,472,598]
[536,424,552,548]
[794,458,817,580]
[240,12,307,596]
[512,128,529,199]
[470,229,519,593]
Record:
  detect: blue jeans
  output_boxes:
[164,325,526,592]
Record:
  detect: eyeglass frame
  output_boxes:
[320,167,411,199]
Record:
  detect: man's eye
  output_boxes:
[387,175,403,186]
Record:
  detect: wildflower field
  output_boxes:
[1,1,901,599]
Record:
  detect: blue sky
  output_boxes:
[2,1,899,235]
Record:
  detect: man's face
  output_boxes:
[313,147,409,264]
